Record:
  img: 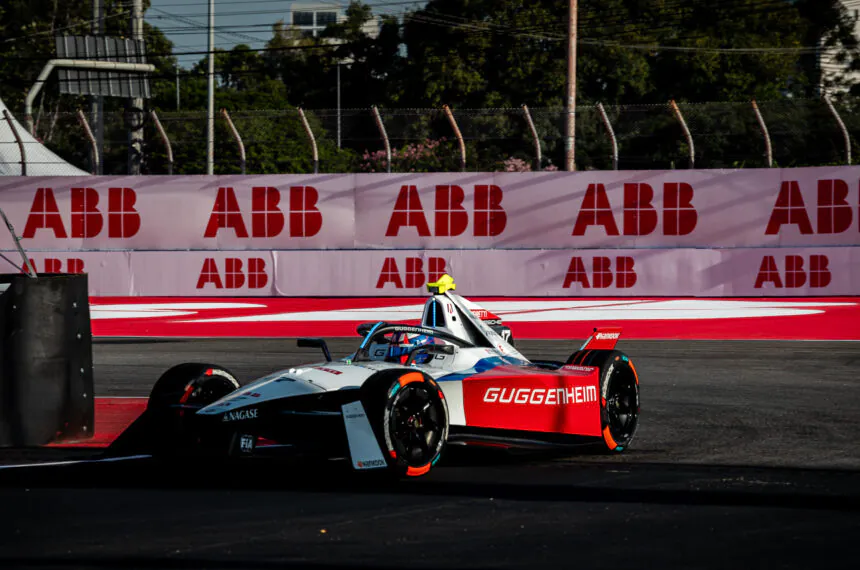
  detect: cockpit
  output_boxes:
[349,273,524,366]
[352,323,472,367]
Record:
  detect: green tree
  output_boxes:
[392,0,858,169]
[320,2,404,108]
[794,0,860,97]
[145,40,357,175]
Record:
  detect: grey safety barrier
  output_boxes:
[0,273,94,447]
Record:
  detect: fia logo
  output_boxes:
[239,435,255,453]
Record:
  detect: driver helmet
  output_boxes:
[386,332,436,364]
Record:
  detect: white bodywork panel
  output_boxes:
[440,380,466,426]
[197,368,329,415]
[196,347,491,428]
[341,401,388,470]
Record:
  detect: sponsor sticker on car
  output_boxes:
[482,385,598,405]
[561,364,596,374]
[222,408,258,422]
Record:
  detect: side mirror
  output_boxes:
[297,338,332,362]
[405,344,455,366]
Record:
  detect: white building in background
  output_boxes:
[287,2,381,39]
[819,0,860,94]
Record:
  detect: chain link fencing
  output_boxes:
[2,98,857,175]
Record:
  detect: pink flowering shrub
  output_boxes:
[501,157,532,172]
[361,140,561,172]
[360,138,453,172]
[498,156,559,172]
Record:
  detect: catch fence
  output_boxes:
[2,98,858,175]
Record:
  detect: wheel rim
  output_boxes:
[606,368,639,443]
[181,375,238,406]
[388,383,445,467]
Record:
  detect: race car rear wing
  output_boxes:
[578,327,623,351]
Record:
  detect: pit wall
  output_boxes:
[0,168,858,296]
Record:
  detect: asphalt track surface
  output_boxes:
[1,338,859,569]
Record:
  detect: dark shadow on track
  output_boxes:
[0,559,481,570]
[2,452,857,569]
[1,451,858,513]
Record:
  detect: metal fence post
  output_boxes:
[751,100,773,168]
[2,110,27,176]
[221,108,246,175]
[150,111,174,175]
[371,106,392,173]
[596,102,619,170]
[824,95,852,165]
[297,108,319,174]
[443,105,466,172]
[76,109,98,175]
[669,100,695,169]
[522,105,542,171]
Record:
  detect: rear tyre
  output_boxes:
[566,350,640,452]
[147,363,241,456]
[363,370,449,477]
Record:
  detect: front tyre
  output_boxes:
[147,363,241,455]
[567,350,640,452]
[364,370,449,477]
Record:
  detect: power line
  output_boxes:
[146,0,422,9]
[149,9,267,45]
[148,3,820,55]
[142,0,424,19]
[0,0,841,63]
[1,9,129,44]
[0,34,828,64]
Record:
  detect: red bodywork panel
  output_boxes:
[461,365,602,437]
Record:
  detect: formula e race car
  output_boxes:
[109,275,640,477]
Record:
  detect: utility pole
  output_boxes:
[175,64,180,110]
[207,0,215,175]
[337,63,341,148]
[91,0,103,174]
[128,0,144,175]
[565,0,577,171]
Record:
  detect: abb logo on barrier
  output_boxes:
[755,255,831,289]
[197,258,269,289]
[563,256,637,289]
[26,258,84,274]
[572,182,697,236]
[385,185,507,237]
[23,188,140,239]
[376,257,448,289]
[204,187,322,238]
[766,179,859,234]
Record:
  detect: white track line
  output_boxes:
[0,454,151,470]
